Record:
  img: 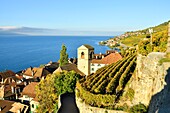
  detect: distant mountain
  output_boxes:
[0,26,123,36]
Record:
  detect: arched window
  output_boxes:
[32,104,34,108]
[89,51,94,59]
[81,52,85,59]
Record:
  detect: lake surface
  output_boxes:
[0,36,111,72]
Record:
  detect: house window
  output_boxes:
[81,52,85,59]
[91,63,94,66]
[32,104,34,108]
[98,64,101,66]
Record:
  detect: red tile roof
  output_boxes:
[22,82,38,98]
[0,100,28,113]
[0,70,15,79]
[91,53,122,64]
[23,67,50,78]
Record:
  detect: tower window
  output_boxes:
[81,52,85,59]
[90,51,94,59]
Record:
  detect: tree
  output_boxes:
[36,74,58,113]
[54,71,81,95]
[59,44,68,66]
[36,71,81,112]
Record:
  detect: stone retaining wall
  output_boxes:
[76,97,126,113]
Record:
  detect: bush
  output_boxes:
[76,82,116,108]
[129,103,147,113]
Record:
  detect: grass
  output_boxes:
[120,35,146,47]
[159,58,170,65]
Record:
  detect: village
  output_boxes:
[0,44,123,113]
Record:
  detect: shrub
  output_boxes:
[129,103,147,113]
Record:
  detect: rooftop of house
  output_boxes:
[53,63,85,76]
[78,44,94,50]
[22,82,38,98]
[0,70,15,79]
[23,67,50,78]
[0,100,28,113]
[91,53,122,64]
[45,62,60,73]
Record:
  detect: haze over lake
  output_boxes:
[0,36,111,72]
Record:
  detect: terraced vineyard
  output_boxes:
[77,49,137,108]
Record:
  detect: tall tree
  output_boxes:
[59,44,68,66]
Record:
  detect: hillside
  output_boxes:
[120,21,169,47]
[100,21,169,56]
[76,49,139,111]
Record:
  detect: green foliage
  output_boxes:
[54,71,81,95]
[124,88,135,101]
[77,82,116,108]
[36,71,81,113]
[138,24,168,55]
[59,44,68,66]
[159,58,170,65]
[129,103,147,113]
[99,41,107,45]
[138,40,152,56]
[120,21,169,55]
[121,35,145,47]
[39,64,45,68]
[36,74,58,113]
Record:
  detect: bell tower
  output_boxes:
[77,45,94,75]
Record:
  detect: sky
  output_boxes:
[0,0,170,33]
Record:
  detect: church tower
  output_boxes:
[167,22,170,53]
[77,45,94,75]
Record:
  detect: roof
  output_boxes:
[23,67,50,78]
[78,44,94,50]
[0,100,28,113]
[91,53,122,64]
[22,82,38,98]
[0,70,15,79]
[53,63,85,76]
[45,62,60,73]
[83,44,94,49]
[0,100,14,113]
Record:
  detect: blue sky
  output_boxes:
[0,0,170,32]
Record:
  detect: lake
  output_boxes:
[0,36,112,72]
